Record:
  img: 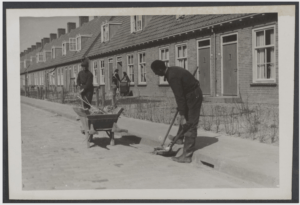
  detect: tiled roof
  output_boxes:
[87,14,253,57]
[21,14,255,75]
[21,16,111,74]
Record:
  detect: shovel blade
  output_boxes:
[155,149,177,157]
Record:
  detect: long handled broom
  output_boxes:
[153,66,199,156]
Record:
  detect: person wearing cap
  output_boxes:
[111,69,121,107]
[150,60,203,163]
[77,58,94,109]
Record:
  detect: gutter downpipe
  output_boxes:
[212,27,217,97]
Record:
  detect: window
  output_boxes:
[127,55,134,85]
[101,24,109,42]
[92,61,99,85]
[76,36,81,51]
[253,26,276,83]
[30,56,36,63]
[69,38,76,51]
[138,52,146,84]
[176,44,188,70]
[159,47,170,85]
[62,42,67,56]
[100,60,105,85]
[131,15,143,33]
[36,52,44,63]
[43,51,51,62]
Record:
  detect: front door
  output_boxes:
[222,34,238,96]
[198,47,211,95]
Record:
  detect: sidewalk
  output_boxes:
[21,96,279,187]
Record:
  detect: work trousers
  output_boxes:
[81,89,94,109]
[178,86,203,139]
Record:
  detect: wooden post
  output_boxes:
[95,87,99,107]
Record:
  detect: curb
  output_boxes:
[21,97,278,187]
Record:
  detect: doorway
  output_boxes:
[197,39,211,95]
[221,33,238,96]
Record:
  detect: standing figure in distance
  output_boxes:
[111,69,121,108]
[150,60,203,163]
[77,57,94,109]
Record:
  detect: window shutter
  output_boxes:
[130,16,135,33]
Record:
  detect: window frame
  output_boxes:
[101,23,110,43]
[159,47,170,85]
[69,38,77,51]
[127,54,135,85]
[62,41,68,56]
[252,25,276,84]
[130,15,143,33]
[138,51,147,85]
[76,35,81,51]
[43,50,51,62]
[99,59,105,85]
[92,60,99,86]
[175,43,188,70]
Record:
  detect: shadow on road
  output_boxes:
[194,136,218,152]
[90,135,142,150]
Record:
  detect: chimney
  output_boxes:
[31,45,36,50]
[36,42,41,48]
[79,16,89,26]
[67,22,76,33]
[20,52,23,57]
[50,33,57,42]
[57,28,66,37]
[42,38,50,47]
[27,47,32,53]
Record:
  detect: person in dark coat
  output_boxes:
[151,60,203,163]
[111,69,121,107]
[77,58,94,109]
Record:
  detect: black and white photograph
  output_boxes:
[4,3,296,201]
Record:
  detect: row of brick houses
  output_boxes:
[20,14,278,104]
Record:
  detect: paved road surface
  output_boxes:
[21,104,261,190]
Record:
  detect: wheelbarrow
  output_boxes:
[73,107,124,148]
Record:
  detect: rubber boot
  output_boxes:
[172,136,195,163]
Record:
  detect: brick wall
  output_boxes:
[26,15,278,105]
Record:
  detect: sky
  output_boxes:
[20,16,94,52]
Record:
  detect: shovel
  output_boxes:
[152,66,199,156]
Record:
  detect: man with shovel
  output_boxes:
[151,60,203,163]
[77,57,94,109]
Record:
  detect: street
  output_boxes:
[21,104,261,190]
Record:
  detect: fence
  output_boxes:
[21,85,106,107]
